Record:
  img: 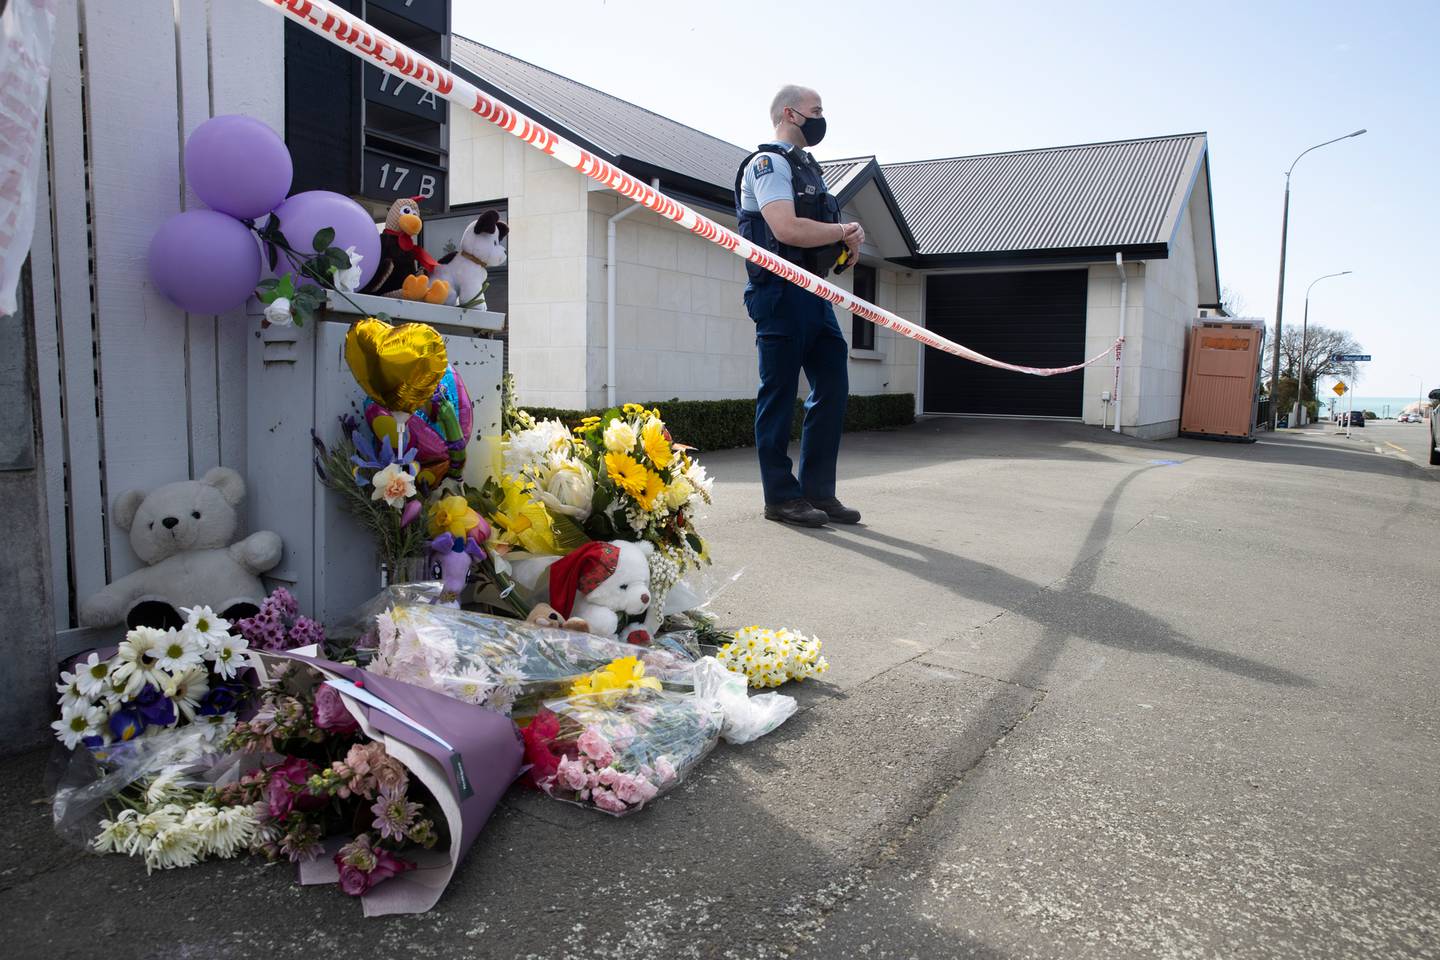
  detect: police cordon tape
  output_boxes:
[258,0,1123,378]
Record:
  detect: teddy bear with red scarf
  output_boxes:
[537,540,657,645]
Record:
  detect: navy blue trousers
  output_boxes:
[745,280,849,504]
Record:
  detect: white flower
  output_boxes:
[602,418,637,454]
[194,713,237,748]
[180,605,232,655]
[535,455,594,519]
[333,246,364,293]
[153,628,203,675]
[144,824,203,872]
[493,663,525,697]
[443,666,496,705]
[684,459,713,501]
[263,296,294,327]
[55,668,88,714]
[196,803,258,858]
[503,419,573,475]
[370,461,417,508]
[52,702,106,749]
[114,627,170,695]
[144,769,191,807]
[208,632,249,681]
[73,652,117,698]
[93,809,141,855]
[163,665,210,721]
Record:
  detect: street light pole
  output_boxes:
[1267,129,1366,430]
[1295,270,1352,426]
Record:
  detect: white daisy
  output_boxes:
[443,667,496,705]
[113,627,168,695]
[162,666,210,721]
[55,668,88,714]
[51,702,105,749]
[208,633,249,680]
[73,652,118,699]
[180,605,232,655]
[494,663,526,697]
[153,628,203,674]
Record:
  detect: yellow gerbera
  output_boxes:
[640,419,673,469]
[429,494,481,538]
[605,451,648,499]
[635,470,666,511]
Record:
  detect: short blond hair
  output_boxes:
[770,85,817,126]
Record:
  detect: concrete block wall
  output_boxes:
[450,111,590,409]
[1135,202,1203,438]
[1081,261,1145,431]
[830,263,921,399]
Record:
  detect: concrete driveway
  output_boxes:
[3,418,1437,959]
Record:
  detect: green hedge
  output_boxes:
[522,393,915,452]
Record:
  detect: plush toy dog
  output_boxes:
[433,209,507,309]
[524,603,591,634]
[546,540,656,644]
[362,196,451,304]
[79,467,283,630]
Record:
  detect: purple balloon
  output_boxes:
[148,210,263,314]
[184,115,293,220]
[269,191,381,290]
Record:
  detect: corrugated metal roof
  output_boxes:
[452,36,750,189]
[882,134,1206,256]
[819,157,873,198]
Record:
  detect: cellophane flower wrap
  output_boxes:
[365,599,697,718]
[479,403,714,610]
[522,665,723,816]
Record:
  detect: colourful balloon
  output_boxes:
[148,209,262,314]
[345,317,449,413]
[364,364,474,486]
[184,115,293,220]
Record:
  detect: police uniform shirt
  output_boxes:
[739,141,831,214]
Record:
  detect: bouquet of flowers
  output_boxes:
[366,601,697,717]
[53,606,250,751]
[481,403,714,606]
[716,625,829,689]
[234,587,325,652]
[521,663,723,816]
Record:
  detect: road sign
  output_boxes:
[1333,354,1372,362]
[1333,381,1348,396]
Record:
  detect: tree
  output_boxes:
[1220,285,1247,318]
[1267,324,1362,402]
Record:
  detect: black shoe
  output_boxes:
[764,499,830,527]
[808,496,861,524]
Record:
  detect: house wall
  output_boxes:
[450,110,590,408]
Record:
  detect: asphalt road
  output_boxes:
[3,418,1437,959]
[1320,418,1437,469]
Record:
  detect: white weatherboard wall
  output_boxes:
[31,0,282,645]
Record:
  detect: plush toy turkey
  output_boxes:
[361,196,451,304]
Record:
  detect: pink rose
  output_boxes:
[555,755,589,792]
[591,787,627,814]
[597,767,619,788]
[313,683,360,733]
[338,863,370,896]
[266,756,325,820]
[654,755,677,785]
[577,727,614,766]
[611,772,650,806]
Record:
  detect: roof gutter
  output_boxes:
[607,178,659,408]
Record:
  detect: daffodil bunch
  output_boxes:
[568,655,662,706]
[717,626,829,689]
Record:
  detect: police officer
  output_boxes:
[736,85,864,527]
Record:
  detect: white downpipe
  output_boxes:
[1112,252,1127,434]
[606,178,659,409]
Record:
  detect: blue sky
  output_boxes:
[454,0,1438,397]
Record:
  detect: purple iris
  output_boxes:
[133,684,177,727]
[108,706,146,742]
[349,423,417,486]
[198,682,245,717]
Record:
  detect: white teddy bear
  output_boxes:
[433,209,508,309]
[544,539,657,643]
[79,467,283,629]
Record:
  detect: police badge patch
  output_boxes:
[753,154,773,177]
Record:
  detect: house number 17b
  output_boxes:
[376,163,437,200]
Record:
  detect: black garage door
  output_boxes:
[923,270,1088,417]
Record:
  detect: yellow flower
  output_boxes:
[664,477,694,511]
[491,477,561,554]
[622,402,645,415]
[634,470,666,511]
[640,419,673,469]
[603,418,637,453]
[580,415,602,425]
[605,452,648,498]
[569,655,661,704]
[429,495,480,538]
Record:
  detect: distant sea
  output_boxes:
[1327,395,1432,416]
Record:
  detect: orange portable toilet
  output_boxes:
[1179,319,1264,441]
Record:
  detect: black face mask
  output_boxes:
[792,113,826,147]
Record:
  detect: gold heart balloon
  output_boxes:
[344,317,449,412]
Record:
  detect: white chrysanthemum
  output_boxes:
[144,769,191,807]
[113,627,169,695]
[153,628,204,675]
[93,808,144,855]
[162,665,210,721]
[144,824,203,872]
[503,419,573,475]
[180,605,232,655]
[52,702,106,749]
[444,666,496,705]
[199,804,259,858]
[208,632,249,681]
[493,663,525,696]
